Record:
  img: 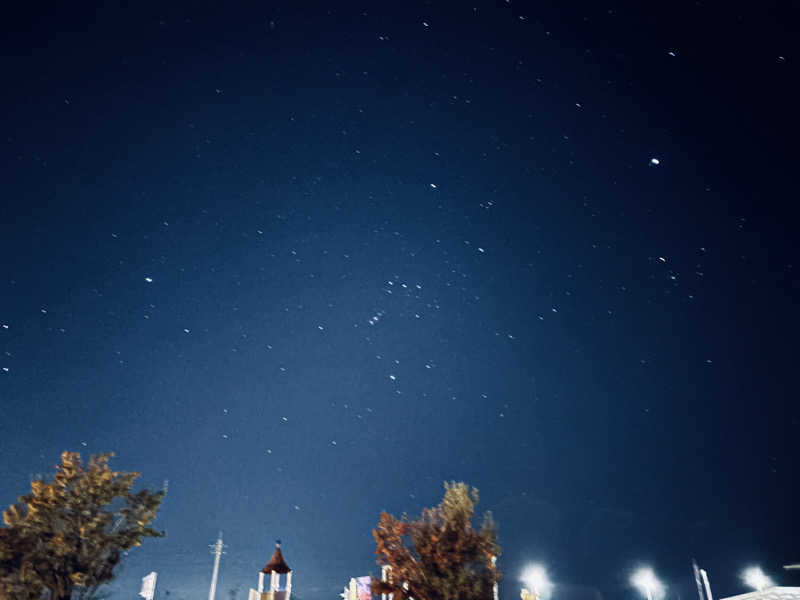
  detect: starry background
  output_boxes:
[1,2,798,599]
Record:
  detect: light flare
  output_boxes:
[742,567,774,591]
[521,564,553,599]
[631,567,665,600]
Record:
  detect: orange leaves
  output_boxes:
[370,483,502,600]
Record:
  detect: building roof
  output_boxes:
[721,587,800,600]
[261,543,291,574]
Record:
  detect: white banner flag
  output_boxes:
[139,571,157,600]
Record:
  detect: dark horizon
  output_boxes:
[1,2,797,599]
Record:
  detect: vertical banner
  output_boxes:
[692,559,711,600]
[140,571,157,600]
[700,568,714,600]
[692,560,706,600]
[356,576,372,600]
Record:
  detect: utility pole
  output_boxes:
[208,532,225,600]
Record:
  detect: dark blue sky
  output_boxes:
[1,2,798,599]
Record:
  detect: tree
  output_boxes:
[0,451,164,600]
[370,481,501,600]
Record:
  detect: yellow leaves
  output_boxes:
[61,451,79,464]
[1,449,164,597]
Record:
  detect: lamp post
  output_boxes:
[631,568,664,600]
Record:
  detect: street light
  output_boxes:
[742,567,774,591]
[521,564,553,600]
[631,567,665,600]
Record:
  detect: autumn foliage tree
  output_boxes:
[370,482,501,600]
[0,451,164,600]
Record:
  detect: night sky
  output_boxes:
[1,2,798,599]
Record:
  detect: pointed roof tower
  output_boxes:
[261,541,291,574]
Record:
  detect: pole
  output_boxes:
[208,532,224,600]
[492,557,499,600]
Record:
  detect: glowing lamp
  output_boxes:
[742,567,774,591]
[521,564,552,599]
[630,567,664,600]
